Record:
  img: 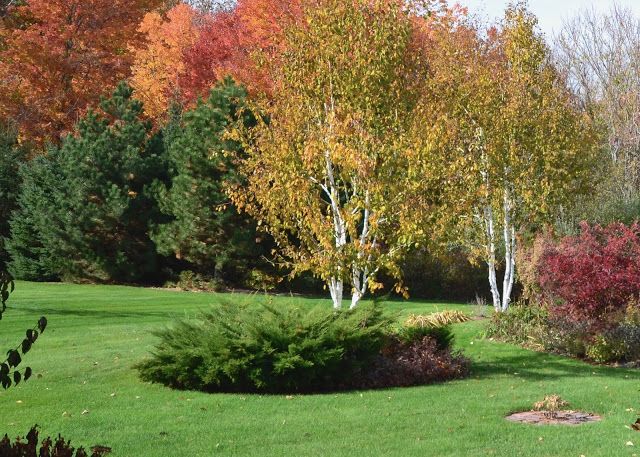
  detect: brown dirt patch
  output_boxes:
[506,410,602,425]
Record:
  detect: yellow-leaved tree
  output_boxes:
[422,2,600,312]
[231,0,443,309]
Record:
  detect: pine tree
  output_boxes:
[152,78,264,285]
[8,83,167,283]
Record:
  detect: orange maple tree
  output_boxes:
[0,0,162,144]
[130,3,200,118]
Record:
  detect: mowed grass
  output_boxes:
[0,282,638,457]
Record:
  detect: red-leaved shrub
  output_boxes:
[355,336,470,389]
[0,426,109,457]
[538,222,640,326]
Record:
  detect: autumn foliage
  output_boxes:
[177,0,302,102]
[538,222,640,324]
[130,3,200,118]
[0,0,163,144]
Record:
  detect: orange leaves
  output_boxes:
[0,0,163,144]
[130,3,200,118]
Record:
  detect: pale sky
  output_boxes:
[450,0,640,38]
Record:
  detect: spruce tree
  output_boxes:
[0,122,27,268]
[6,152,61,280]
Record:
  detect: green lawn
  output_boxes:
[0,282,638,456]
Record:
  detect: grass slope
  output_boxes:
[0,282,638,457]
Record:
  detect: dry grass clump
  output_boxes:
[405,310,472,328]
[533,395,569,419]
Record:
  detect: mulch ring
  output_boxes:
[506,410,602,425]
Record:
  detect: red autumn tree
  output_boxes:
[0,0,163,144]
[178,0,302,103]
[177,9,242,103]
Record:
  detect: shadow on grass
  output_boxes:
[470,348,637,382]
[6,305,187,320]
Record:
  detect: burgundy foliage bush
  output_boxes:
[356,336,470,389]
[538,222,640,326]
[0,426,109,457]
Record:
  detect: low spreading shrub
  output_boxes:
[137,302,393,393]
[585,335,626,364]
[395,324,455,351]
[137,302,470,393]
[0,426,109,457]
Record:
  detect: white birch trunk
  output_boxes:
[328,277,344,309]
[350,266,369,309]
[476,128,517,313]
[324,146,347,309]
[484,205,502,311]
[501,190,516,312]
[350,192,372,309]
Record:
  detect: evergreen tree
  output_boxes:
[8,83,167,283]
[6,152,61,280]
[0,121,27,268]
[152,79,264,285]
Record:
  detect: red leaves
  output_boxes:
[538,222,640,325]
[0,0,162,144]
[178,10,242,103]
[177,0,302,103]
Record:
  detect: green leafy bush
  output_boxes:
[610,324,640,361]
[166,270,222,292]
[542,317,591,358]
[485,302,548,347]
[586,335,627,363]
[137,302,471,393]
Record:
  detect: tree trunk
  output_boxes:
[484,205,502,311]
[501,191,516,312]
[322,148,348,309]
[350,266,368,309]
[329,277,343,309]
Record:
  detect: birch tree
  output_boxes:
[232,0,438,309]
[422,3,598,312]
